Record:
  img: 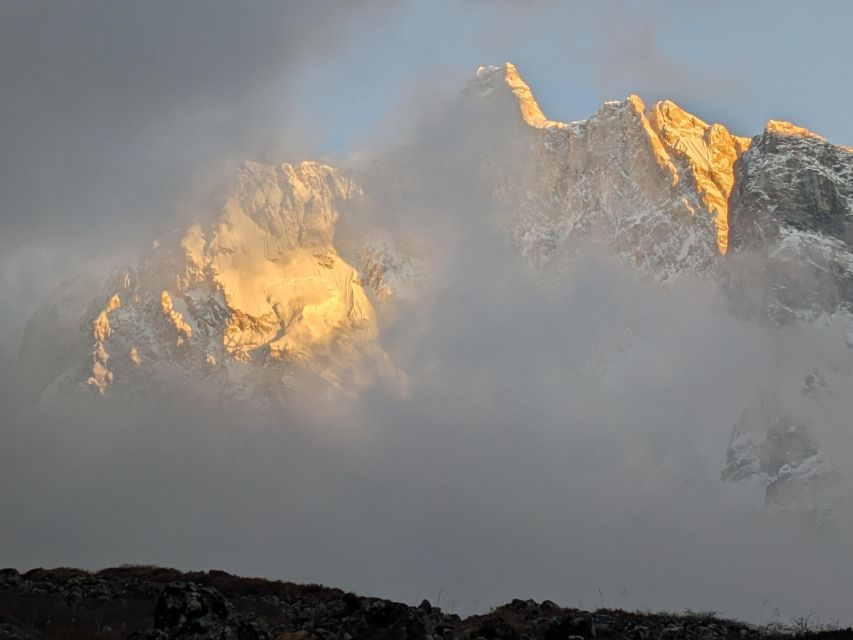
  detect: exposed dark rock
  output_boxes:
[0,566,851,640]
[152,581,260,639]
[728,128,853,323]
[0,615,42,640]
[543,613,593,640]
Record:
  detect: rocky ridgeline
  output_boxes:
[0,567,849,640]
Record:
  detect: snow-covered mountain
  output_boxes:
[17,63,853,518]
[728,122,853,323]
[18,161,412,408]
[469,63,750,277]
[458,65,853,522]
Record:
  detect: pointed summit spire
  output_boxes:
[472,62,562,129]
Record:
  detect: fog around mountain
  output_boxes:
[3,0,853,628]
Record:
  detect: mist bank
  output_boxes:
[3,242,853,624]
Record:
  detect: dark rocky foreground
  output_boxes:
[0,567,849,640]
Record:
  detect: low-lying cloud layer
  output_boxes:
[4,235,853,623]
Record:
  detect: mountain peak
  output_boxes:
[473,62,561,129]
[468,69,752,254]
[606,95,749,255]
[765,119,826,141]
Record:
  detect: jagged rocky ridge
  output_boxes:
[16,63,853,517]
[728,122,853,323]
[17,161,414,408]
[1,566,850,640]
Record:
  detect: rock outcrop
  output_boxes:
[1,566,849,640]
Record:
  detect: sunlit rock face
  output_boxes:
[20,161,404,407]
[469,64,750,280]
